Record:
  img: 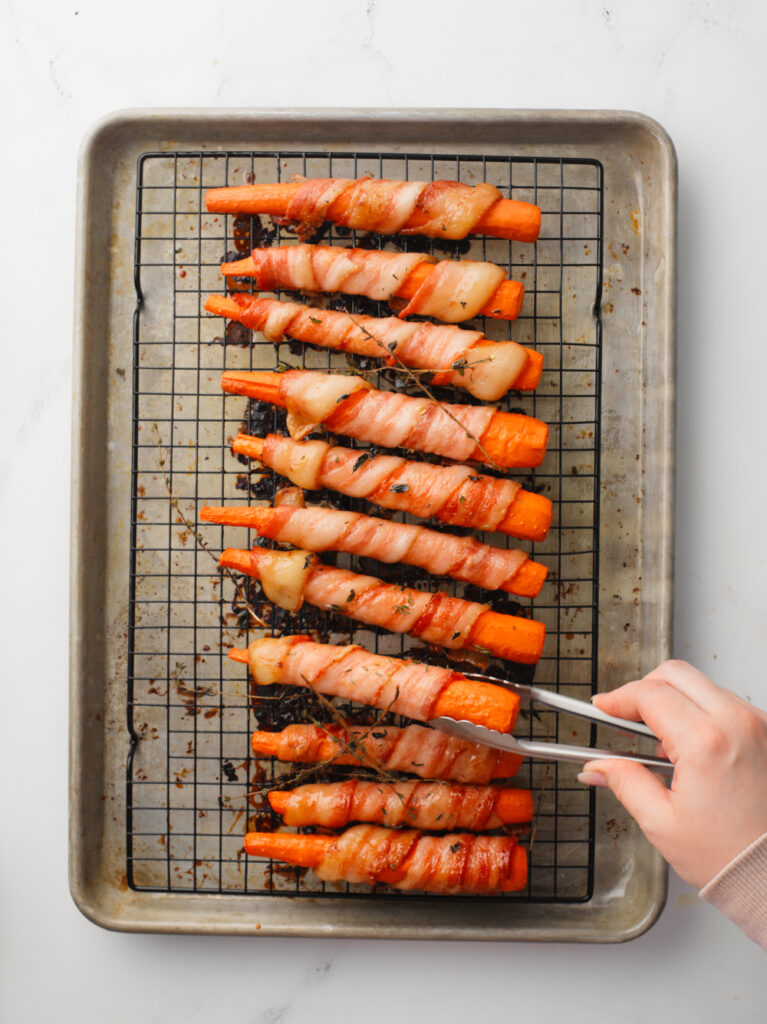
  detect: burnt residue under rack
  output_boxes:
[127,150,603,902]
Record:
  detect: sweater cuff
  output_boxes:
[700,831,767,951]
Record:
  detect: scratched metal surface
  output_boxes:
[70,109,675,938]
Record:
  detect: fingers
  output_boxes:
[579,758,673,839]
[592,678,705,761]
[642,660,730,714]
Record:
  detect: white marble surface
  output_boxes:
[2,0,767,1019]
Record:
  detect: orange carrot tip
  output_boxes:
[244,831,331,868]
[267,791,290,815]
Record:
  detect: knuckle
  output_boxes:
[729,703,767,744]
[691,721,728,759]
[654,658,691,678]
[638,676,670,701]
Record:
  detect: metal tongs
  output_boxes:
[431,673,674,775]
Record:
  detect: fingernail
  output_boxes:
[577,771,607,787]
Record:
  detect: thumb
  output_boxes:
[579,758,673,836]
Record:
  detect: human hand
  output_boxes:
[578,660,767,889]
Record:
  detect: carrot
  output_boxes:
[430,676,520,728]
[244,830,330,868]
[266,780,534,828]
[498,488,552,543]
[205,179,541,242]
[230,433,265,461]
[220,369,549,469]
[220,546,545,665]
[219,247,525,322]
[243,825,528,892]
[229,433,553,543]
[205,294,246,320]
[513,349,544,391]
[228,636,520,733]
[199,503,548,599]
[266,791,292,816]
[495,789,536,824]
[204,294,544,399]
[468,610,545,666]
[249,723,524,782]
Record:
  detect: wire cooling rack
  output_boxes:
[127,150,603,901]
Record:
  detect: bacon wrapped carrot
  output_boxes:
[200,503,548,598]
[221,547,545,664]
[205,294,543,401]
[221,245,524,323]
[268,780,534,829]
[230,635,520,732]
[250,722,523,783]
[232,434,553,543]
[207,177,541,242]
[221,369,549,469]
[244,825,528,893]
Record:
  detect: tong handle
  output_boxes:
[463,673,659,740]
[521,683,659,740]
[511,736,674,774]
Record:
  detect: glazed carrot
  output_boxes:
[220,369,549,469]
[244,825,528,892]
[204,294,543,400]
[206,178,541,242]
[230,433,553,543]
[199,503,548,598]
[249,723,524,782]
[220,245,524,322]
[220,546,545,664]
[244,830,330,868]
[232,635,520,733]
[431,677,521,724]
[267,780,534,829]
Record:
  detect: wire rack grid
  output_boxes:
[127,149,603,902]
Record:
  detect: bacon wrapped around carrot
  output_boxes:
[200,503,547,598]
[221,245,524,323]
[250,722,523,783]
[268,780,534,829]
[232,434,553,543]
[205,295,542,402]
[230,635,520,732]
[244,825,528,893]
[221,547,545,664]
[222,369,548,469]
[207,177,541,242]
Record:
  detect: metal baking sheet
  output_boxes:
[70,108,675,939]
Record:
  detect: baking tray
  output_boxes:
[70,108,675,939]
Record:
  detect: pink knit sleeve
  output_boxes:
[699,831,767,950]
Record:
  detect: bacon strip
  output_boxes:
[221,244,524,323]
[222,548,545,664]
[234,433,553,543]
[205,294,541,401]
[199,503,547,597]
[239,635,520,732]
[221,369,548,468]
[269,779,534,829]
[250,722,524,783]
